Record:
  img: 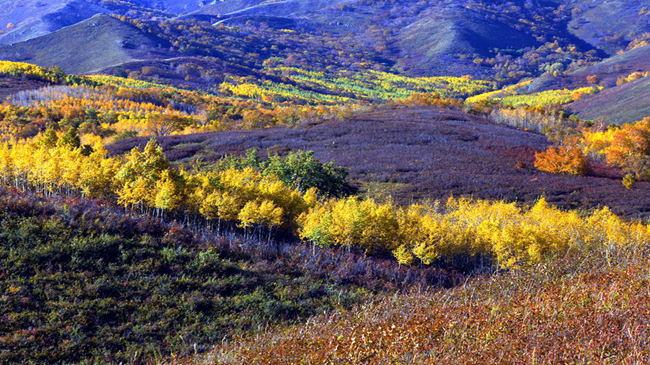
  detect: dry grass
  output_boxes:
[197,244,650,364]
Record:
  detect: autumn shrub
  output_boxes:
[616,71,649,86]
[394,92,463,108]
[603,118,650,179]
[534,142,589,175]
[489,106,568,134]
[623,173,637,189]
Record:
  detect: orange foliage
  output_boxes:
[605,118,650,178]
[534,141,588,175]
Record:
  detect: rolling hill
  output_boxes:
[394,8,539,76]
[0,14,172,74]
[0,0,108,45]
[515,44,650,123]
[567,0,650,55]
[2,2,650,365]
[570,76,650,124]
[109,106,650,218]
[0,0,213,46]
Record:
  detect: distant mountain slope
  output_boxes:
[0,0,213,46]
[192,0,544,77]
[567,0,650,55]
[573,44,650,86]
[570,77,650,124]
[526,43,650,92]
[109,0,213,14]
[394,8,539,76]
[518,44,650,124]
[188,0,347,18]
[0,0,108,45]
[0,14,171,74]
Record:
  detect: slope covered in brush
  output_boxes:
[0,14,171,74]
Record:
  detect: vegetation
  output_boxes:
[534,141,589,175]
[223,69,494,104]
[214,149,355,198]
[0,61,493,141]
[205,238,650,364]
[2,1,650,364]
[2,136,648,272]
[468,84,601,108]
[0,190,369,365]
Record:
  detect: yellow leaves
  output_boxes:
[200,191,240,221]
[582,128,616,156]
[392,245,415,266]
[471,85,601,108]
[2,135,649,271]
[196,168,310,230]
[154,170,183,211]
[238,200,284,229]
[299,194,650,269]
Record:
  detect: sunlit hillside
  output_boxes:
[1,1,649,364]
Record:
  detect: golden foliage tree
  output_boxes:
[604,119,650,179]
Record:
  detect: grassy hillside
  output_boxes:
[567,0,650,55]
[0,188,389,364]
[108,106,650,218]
[570,77,650,124]
[394,9,539,76]
[188,0,602,79]
[205,240,650,364]
[0,0,109,45]
[0,14,171,74]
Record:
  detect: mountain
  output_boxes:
[567,0,650,55]
[515,43,650,124]
[0,0,214,46]
[0,0,108,45]
[0,14,172,74]
[393,8,539,76]
[190,0,550,77]
[3,0,650,81]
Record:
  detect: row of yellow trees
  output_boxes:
[1,136,648,269]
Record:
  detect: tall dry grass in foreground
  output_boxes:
[194,243,649,364]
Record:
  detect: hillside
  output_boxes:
[570,77,650,124]
[204,239,650,364]
[1,2,650,364]
[567,0,650,55]
[512,44,650,123]
[0,0,108,45]
[0,0,207,46]
[109,106,650,218]
[0,74,48,100]
[187,0,601,78]
[394,8,539,76]
[0,14,172,74]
